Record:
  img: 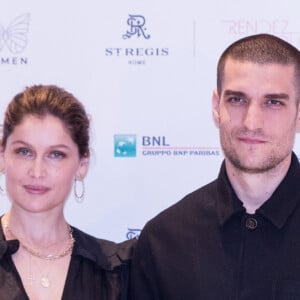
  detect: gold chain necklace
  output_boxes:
[3,219,75,261]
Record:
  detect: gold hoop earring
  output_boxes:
[74,178,85,203]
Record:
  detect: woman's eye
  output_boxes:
[50,151,66,159]
[16,148,32,157]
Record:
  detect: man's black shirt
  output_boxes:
[131,153,300,300]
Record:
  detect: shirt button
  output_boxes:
[245,217,258,230]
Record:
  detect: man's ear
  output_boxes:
[295,100,300,132]
[212,89,221,128]
[75,156,90,180]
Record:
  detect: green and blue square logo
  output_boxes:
[114,134,137,157]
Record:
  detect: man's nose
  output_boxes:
[243,102,264,130]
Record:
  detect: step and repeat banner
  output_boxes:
[1,1,300,242]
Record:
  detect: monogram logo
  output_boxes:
[122,15,150,40]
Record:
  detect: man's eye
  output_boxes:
[266,99,283,106]
[227,97,245,104]
[231,97,242,102]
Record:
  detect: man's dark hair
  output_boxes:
[217,34,300,102]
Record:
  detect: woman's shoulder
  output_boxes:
[71,226,137,270]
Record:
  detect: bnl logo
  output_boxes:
[114,135,170,157]
[114,134,137,157]
[122,14,150,40]
[142,136,169,146]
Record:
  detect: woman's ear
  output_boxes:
[212,89,221,128]
[76,156,90,180]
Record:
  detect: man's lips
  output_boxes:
[238,137,266,144]
[23,185,50,194]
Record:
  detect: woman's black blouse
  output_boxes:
[0,223,136,300]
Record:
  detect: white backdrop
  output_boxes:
[1,0,300,241]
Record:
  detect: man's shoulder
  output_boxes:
[162,178,218,215]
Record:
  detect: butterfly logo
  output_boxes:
[0,13,30,54]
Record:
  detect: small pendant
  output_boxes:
[40,277,50,288]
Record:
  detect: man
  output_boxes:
[130,34,300,299]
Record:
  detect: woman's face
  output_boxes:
[0,114,89,214]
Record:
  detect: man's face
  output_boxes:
[213,58,300,174]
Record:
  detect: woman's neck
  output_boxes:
[2,209,70,247]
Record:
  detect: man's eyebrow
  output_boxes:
[265,93,289,99]
[223,90,247,97]
[223,90,289,100]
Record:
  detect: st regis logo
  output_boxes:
[122,15,150,40]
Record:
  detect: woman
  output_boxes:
[0,85,135,300]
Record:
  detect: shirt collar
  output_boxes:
[258,153,300,229]
[0,220,134,270]
[216,161,245,226]
[0,221,19,259]
[216,152,300,229]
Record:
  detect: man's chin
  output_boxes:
[229,158,277,174]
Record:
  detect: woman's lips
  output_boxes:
[23,185,50,194]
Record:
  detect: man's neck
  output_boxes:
[225,156,292,214]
